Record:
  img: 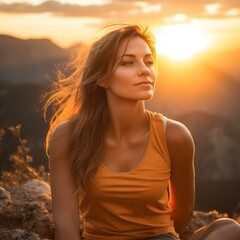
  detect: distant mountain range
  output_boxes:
[0,34,239,214]
[149,55,240,128]
[206,49,240,81]
[0,34,82,84]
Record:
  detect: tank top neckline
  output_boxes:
[100,110,153,174]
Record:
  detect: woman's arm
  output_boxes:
[48,122,81,240]
[165,119,195,235]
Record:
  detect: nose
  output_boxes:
[138,63,150,77]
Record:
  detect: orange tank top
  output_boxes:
[79,111,179,240]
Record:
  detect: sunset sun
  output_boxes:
[154,24,213,61]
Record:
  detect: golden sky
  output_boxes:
[0,0,240,60]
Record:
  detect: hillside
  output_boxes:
[0,35,67,67]
[0,35,79,84]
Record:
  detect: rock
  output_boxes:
[0,180,54,240]
[21,179,51,195]
[0,186,13,214]
[0,186,11,200]
[180,210,229,240]
[11,229,41,240]
[20,201,54,236]
[11,179,51,205]
[0,228,11,239]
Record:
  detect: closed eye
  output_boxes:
[120,61,134,66]
[145,61,154,66]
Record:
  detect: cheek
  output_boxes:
[109,69,133,87]
[151,68,157,80]
[107,71,134,97]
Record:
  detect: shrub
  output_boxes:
[0,124,49,188]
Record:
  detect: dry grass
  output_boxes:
[0,124,49,188]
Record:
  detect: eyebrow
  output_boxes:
[119,53,153,59]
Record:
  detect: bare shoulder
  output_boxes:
[48,121,72,158]
[165,118,195,164]
[165,118,193,144]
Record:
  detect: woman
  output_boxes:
[45,24,240,240]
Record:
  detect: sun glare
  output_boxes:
[154,24,213,61]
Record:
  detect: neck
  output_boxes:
[106,99,148,141]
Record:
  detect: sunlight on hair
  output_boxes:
[154,24,213,61]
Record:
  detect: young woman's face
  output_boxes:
[105,36,156,101]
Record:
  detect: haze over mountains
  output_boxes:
[0,35,81,84]
[0,34,239,214]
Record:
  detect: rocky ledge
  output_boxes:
[0,179,229,240]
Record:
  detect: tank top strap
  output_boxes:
[149,111,167,131]
[163,116,168,132]
[147,110,171,165]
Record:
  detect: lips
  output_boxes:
[135,80,153,85]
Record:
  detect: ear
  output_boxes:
[96,78,109,88]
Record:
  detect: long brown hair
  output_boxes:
[44,24,156,193]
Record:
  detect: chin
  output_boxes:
[141,90,155,100]
[138,93,154,100]
[142,95,154,100]
[119,91,155,101]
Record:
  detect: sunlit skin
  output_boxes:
[100,36,156,101]
[97,36,157,171]
[154,24,213,61]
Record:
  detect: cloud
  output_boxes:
[205,3,222,15]
[225,8,240,17]
[0,1,153,18]
[0,0,239,25]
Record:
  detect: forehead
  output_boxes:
[116,36,152,57]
